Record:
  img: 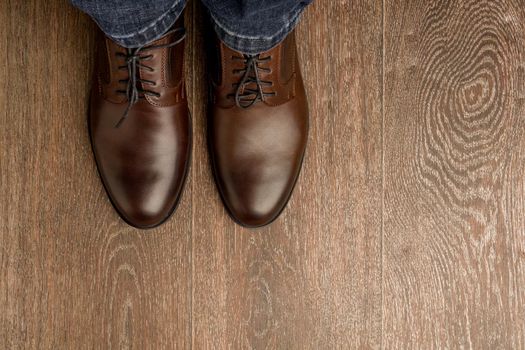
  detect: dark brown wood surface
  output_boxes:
[0,0,523,348]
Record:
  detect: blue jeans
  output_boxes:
[70,0,313,54]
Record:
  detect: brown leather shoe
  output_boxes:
[89,20,191,229]
[208,31,309,228]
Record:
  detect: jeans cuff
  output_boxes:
[209,5,305,55]
[106,0,185,48]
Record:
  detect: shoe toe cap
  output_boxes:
[218,170,297,228]
[90,103,191,229]
[211,103,308,228]
[107,178,183,229]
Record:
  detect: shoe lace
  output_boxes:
[114,27,186,128]
[228,54,276,108]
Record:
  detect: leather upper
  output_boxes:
[208,31,309,227]
[89,22,191,229]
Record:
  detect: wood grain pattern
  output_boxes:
[383,0,525,348]
[2,0,525,348]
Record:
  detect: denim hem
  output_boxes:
[209,4,306,55]
[104,0,186,48]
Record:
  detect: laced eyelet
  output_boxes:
[232,54,276,109]
[113,27,186,128]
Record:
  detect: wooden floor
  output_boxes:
[1,0,525,348]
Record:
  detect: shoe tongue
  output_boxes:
[148,29,178,47]
[148,18,186,47]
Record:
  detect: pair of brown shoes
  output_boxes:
[89,17,309,229]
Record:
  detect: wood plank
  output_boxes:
[0,0,192,348]
[383,0,525,347]
[6,0,525,348]
[190,0,383,348]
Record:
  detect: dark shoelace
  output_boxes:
[228,54,276,108]
[114,27,186,128]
